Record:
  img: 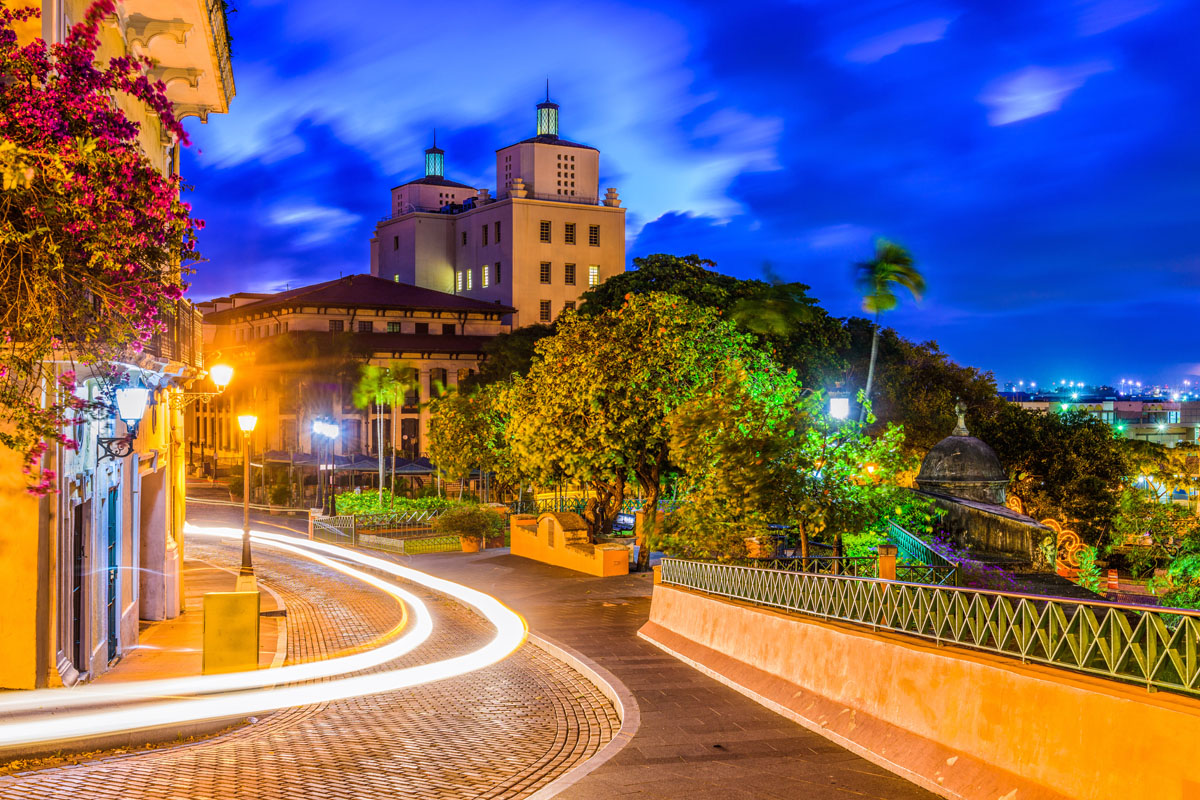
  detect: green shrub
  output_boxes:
[432,504,505,540]
[334,490,453,515]
[270,484,291,506]
[1075,545,1104,595]
[228,475,244,500]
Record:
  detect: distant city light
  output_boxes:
[1072,393,1078,400]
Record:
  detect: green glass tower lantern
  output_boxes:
[536,82,559,137]
[424,132,444,178]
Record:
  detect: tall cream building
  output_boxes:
[370,92,626,326]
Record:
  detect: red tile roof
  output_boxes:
[202,274,513,322]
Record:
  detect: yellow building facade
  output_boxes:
[0,0,234,689]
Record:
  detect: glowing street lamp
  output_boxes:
[238,413,258,589]
[829,396,850,421]
[312,418,341,514]
[170,364,235,409]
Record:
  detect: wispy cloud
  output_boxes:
[267,203,361,247]
[1076,0,1160,35]
[979,62,1112,125]
[844,17,954,63]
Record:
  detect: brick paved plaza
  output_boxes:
[0,526,617,800]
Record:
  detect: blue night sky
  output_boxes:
[180,0,1200,386]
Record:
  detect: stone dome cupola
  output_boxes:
[915,400,1009,505]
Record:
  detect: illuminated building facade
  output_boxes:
[190,275,512,472]
[370,92,626,326]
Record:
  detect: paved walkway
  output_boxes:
[0,517,617,799]
[410,550,936,800]
[92,560,283,682]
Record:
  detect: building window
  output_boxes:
[539,220,551,243]
[456,271,463,292]
[482,264,490,288]
[274,322,281,334]
[358,321,373,333]
[329,320,344,332]
[387,322,401,333]
[482,224,488,246]
[415,322,429,335]
[589,224,600,246]
[588,264,599,286]
[494,221,501,243]
[495,262,502,284]
[564,263,576,285]
[540,262,551,284]
[393,275,400,282]
[564,300,576,312]
[442,323,456,335]
[466,269,473,290]
[461,232,467,246]
[564,222,576,244]
[393,235,399,251]
[540,300,551,322]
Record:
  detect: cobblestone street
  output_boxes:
[0,528,618,800]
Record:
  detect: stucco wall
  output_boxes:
[644,584,1200,800]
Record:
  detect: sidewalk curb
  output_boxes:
[522,632,641,800]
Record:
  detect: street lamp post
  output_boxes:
[311,419,340,516]
[237,413,258,591]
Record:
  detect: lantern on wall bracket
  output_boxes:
[98,383,152,460]
[169,363,235,409]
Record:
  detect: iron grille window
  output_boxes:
[540,300,551,322]
[564,300,576,311]
[482,264,490,288]
[564,222,576,244]
[466,269,473,290]
[494,221,501,243]
[588,225,600,246]
[387,322,401,333]
[588,265,600,286]
[461,232,467,246]
[329,320,344,332]
[495,262,502,284]
[539,220,551,243]
[540,262,551,284]
[564,263,576,285]
[358,321,373,333]
[482,225,488,246]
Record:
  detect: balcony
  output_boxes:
[145,299,204,369]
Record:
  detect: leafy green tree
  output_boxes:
[507,293,770,567]
[578,254,848,386]
[666,364,913,561]
[428,383,519,498]
[352,363,403,505]
[971,404,1129,543]
[1112,488,1200,575]
[840,320,1001,453]
[854,240,925,421]
[459,323,556,391]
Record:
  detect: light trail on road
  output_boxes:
[0,525,528,751]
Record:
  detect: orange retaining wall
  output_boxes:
[509,514,629,577]
[641,584,1200,800]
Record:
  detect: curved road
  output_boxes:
[0,513,618,799]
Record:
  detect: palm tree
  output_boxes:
[855,239,925,421]
[353,364,400,506]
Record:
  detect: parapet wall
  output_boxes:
[510,513,629,577]
[641,584,1200,800]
